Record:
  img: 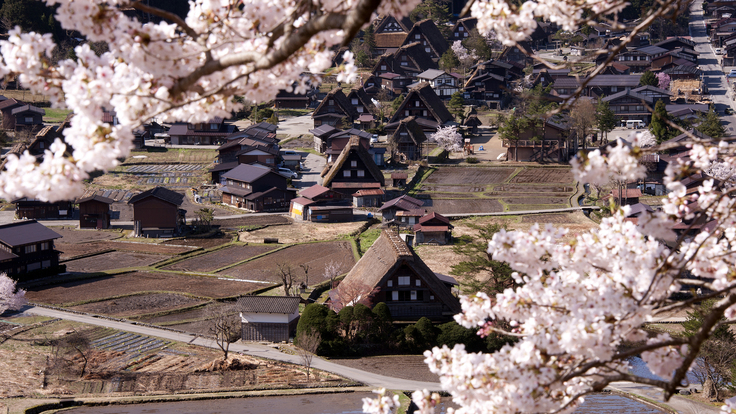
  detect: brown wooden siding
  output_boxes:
[133,197,178,229]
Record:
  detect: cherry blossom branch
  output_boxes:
[127,1,199,39]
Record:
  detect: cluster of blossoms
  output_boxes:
[365,131,736,414]
[0,0,421,202]
[0,272,26,314]
[430,126,463,153]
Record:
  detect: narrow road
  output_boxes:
[20,305,442,392]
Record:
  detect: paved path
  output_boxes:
[610,382,720,414]
[20,306,443,392]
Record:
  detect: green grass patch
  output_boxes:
[42,108,72,123]
[277,108,313,117]
[358,228,381,255]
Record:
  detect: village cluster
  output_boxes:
[0,0,734,408]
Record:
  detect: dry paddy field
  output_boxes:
[162,244,279,273]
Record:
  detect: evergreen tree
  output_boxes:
[266,112,279,125]
[439,48,460,72]
[498,113,536,161]
[411,0,451,27]
[448,91,465,121]
[596,99,617,142]
[463,30,492,61]
[363,25,376,56]
[391,95,404,112]
[639,70,658,86]
[451,223,515,296]
[696,106,726,138]
[650,100,673,143]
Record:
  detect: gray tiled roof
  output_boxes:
[128,187,185,206]
[0,220,61,247]
[236,296,301,314]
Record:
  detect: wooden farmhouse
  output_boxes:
[312,88,358,128]
[415,69,460,98]
[0,98,24,130]
[333,229,460,320]
[400,19,449,61]
[379,194,425,222]
[388,116,428,161]
[0,220,61,280]
[413,212,453,245]
[128,187,186,238]
[289,184,353,222]
[451,17,477,41]
[386,82,454,134]
[13,198,73,220]
[11,105,45,131]
[321,136,385,196]
[221,164,294,212]
[167,117,238,145]
[391,172,408,188]
[237,296,301,343]
[77,195,114,229]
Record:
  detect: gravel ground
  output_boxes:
[329,355,438,382]
[71,293,206,317]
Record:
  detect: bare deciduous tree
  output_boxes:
[296,330,321,383]
[331,279,378,312]
[570,98,597,150]
[299,263,311,288]
[208,304,240,360]
[277,262,296,296]
[51,329,91,378]
[324,261,341,290]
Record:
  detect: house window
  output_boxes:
[41,242,49,250]
[411,291,417,300]
[398,276,410,285]
[405,110,409,116]
[210,123,218,130]
[401,216,406,222]
[352,98,358,105]
[463,32,468,37]
[388,280,393,287]
[459,26,464,31]
[430,295,435,300]
[39,142,44,149]
[266,158,273,164]
[351,160,357,167]
[416,279,421,286]
[401,61,408,66]
[188,123,194,129]
[455,32,459,37]
[357,170,365,177]
[415,34,421,39]
[415,101,420,107]
[357,106,363,113]
[637,105,644,111]
[343,170,351,177]
[425,47,431,53]
[25,245,36,254]
[381,65,386,70]
[611,86,618,92]
[392,291,399,301]
[423,110,427,116]
[329,99,334,105]
[367,82,373,87]
[25,117,33,123]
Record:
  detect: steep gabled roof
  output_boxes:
[128,187,185,206]
[336,229,460,313]
[375,32,407,48]
[397,42,438,73]
[236,296,301,314]
[419,211,450,225]
[347,87,377,115]
[322,136,385,187]
[11,104,45,116]
[309,124,339,138]
[0,220,61,247]
[0,98,23,111]
[451,17,477,34]
[374,15,414,33]
[312,88,359,120]
[221,163,273,183]
[380,194,424,211]
[601,89,653,104]
[389,82,453,125]
[76,194,114,204]
[402,19,449,58]
[390,116,428,147]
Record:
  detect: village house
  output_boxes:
[390,172,408,188]
[388,116,428,161]
[237,296,301,343]
[289,184,352,222]
[413,212,453,245]
[400,19,449,61]
[414,69,460,98]
[346,87,378,129]
[450,17,477,41]
[168,117,238,145]
[601,89,654,124]
[321,136,385,197]
[77,195,114,229]
[333,229,461,320]
[13,198,74,220]
[312,88,359,128]
[128,187,186,238]
[359,74,381,96]
[386,82,454,134]
[503,118,572,162]
[0,98,25,130]
[0,220,61,279]
[552,74,643,98]
[10,104,45,132]
[379,194,425,222]
[220,164,294,212]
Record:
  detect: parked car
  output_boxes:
[726,107,734,115]
[370,134,378,145]
[715,48,724,55]
[278,167,298,178]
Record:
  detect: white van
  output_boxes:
[626,120,645,129]
[715,48,724,55]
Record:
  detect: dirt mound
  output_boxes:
[196,357,259,372]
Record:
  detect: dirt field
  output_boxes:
[213,215,291,228]
[64,251,171,273]
[494,185,575,192]
[163,233,236,248]
[329,355,438,382]
[424,198,503,214]
[25,271,268,305]
[71,293,206,317]
[424,167,515,185]
[510,168,573,184]
[218,241,355,283]
[163,245,279,272]
[503,197,569,205]
[239,221,366,244]
[59,241,197,261]
[52,228,123,244]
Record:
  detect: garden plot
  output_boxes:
[521,214,577,224]
[77,188,135,202]
[510,168,573,184]
[53,228,123,244]
[163,244,279,273]
[127,164,204,173]
[25,271,266,305]
[217,241,355,284]
[137,301,231,326]
[71,293,206,317]
[423,198,503,215]
[64,251,171,273]
[420,185,486,193]
[423,167,515,185]
[92,332,170,355]
[494,185,575,193]
[503,197,569,205]
[60,241,196,261]
[162,235,234,249]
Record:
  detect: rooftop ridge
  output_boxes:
[385,229,412,257]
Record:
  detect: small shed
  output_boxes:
[391,172,408,188]
[610,188,642,206]
[77,195,114,229]
[237,296,301,343]
[289,197,315,220]
[413,212,453,245]
[308,204,354,222]
[281,154,304,170]
[128,187,186,237]
[13,198,73,220]
[352,188,385,208]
